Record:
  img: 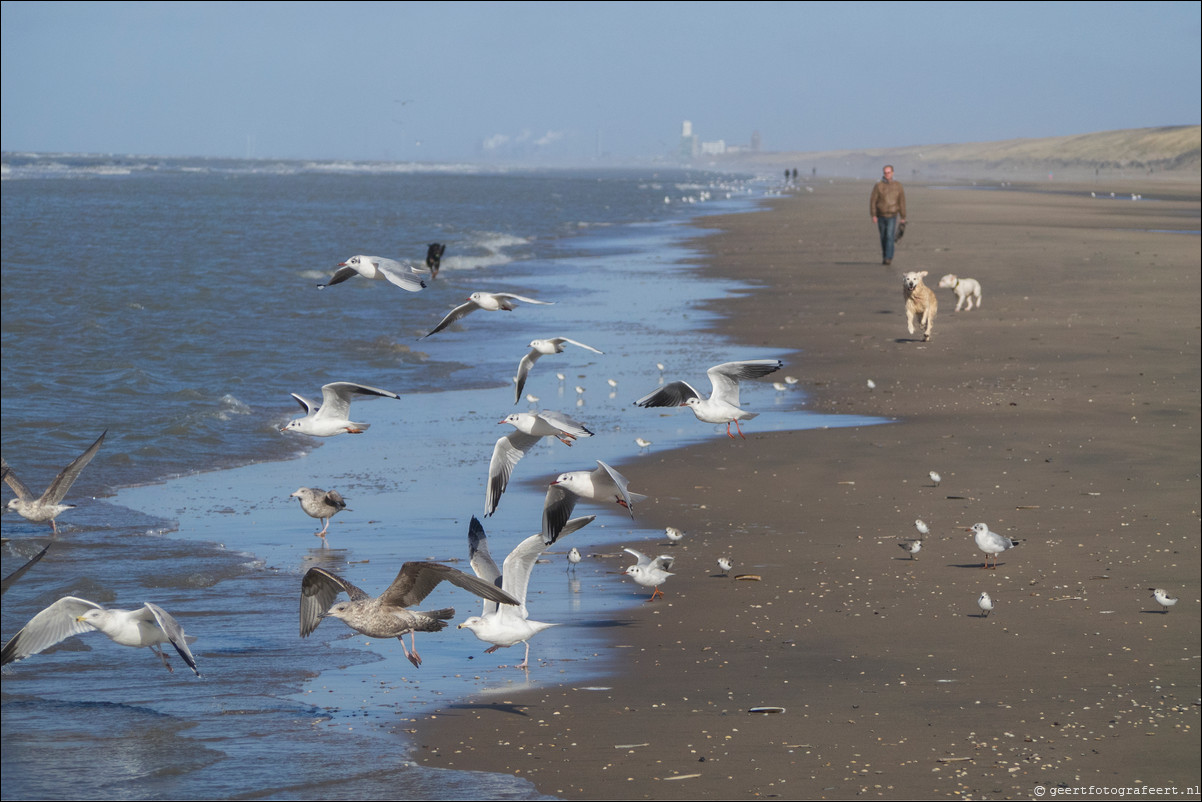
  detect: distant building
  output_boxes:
[750,130,761,152]
[679,120,698,160]
[700,140,727,155]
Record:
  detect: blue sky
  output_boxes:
[2,1,1198,163]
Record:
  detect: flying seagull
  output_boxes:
[2,596,200,676]
[513,337,603,404]
[634,359,782,438]
[300,562,519,668]
[458,514,595,668]
[421,292,552,339]
[3,430,106,534]
[281,382,399,437]
[486,411,594,517]
[319,255,427,292]
[541,460,646,545]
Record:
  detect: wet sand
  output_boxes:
[415,178,1200,799]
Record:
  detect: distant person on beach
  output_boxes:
[869,164,906,265]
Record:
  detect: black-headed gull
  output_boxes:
[977,591,993,617]
[3,430,106,534]
[299,563,518,668]
[633,359,783,438]
[421,292,553,339]
[967,522,1019,569]
[541,460,646,545]
[290,487,348,546]
[486,411,594,517]
[2,597,200,676]
[623,548,674,601]
[513,337,603,404]
[1149,587,1178,612]
[458,515,595,669]
[281,382,399,437]
[320,255,427,292]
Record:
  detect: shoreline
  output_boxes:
[414,178,1200,798]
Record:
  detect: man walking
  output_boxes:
[870,165,906,265]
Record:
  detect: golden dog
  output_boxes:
[902,271,937,341]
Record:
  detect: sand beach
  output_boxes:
[415,178,1201,799]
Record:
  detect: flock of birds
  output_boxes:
[0,242,1184,678]
[0,243,799,676]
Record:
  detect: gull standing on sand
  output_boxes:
[633,359,783,439]
[421,292,553,339]
[967,522,1020,569]
[319,255,427,292]
[486,411,594,517]
[513,338,603,404]
[300,562,519,668]
[289,487,347,547]
[281,382,399,437]
[3,430,106,534]
[541,460,646,545]
[977,591,994,617]
[623,548,675,601]
[2,597,200,676]
[458,515,595,668]
[1149,587,1178,612]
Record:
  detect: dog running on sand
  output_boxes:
[902,271,938,341]
[938,274,982,312]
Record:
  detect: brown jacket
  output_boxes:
[870,179,906,218]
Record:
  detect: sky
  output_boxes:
[2,1,1199,164]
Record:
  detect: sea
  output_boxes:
[0,154,882,800]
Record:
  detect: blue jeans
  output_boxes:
[877,215,898,261]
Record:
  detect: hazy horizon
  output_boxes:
[2,1,1199,165]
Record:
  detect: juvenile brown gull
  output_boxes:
[300,562,519,667]
[290,487,348,546]
[3,430,106,534]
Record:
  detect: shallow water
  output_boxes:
[1,158,885,799]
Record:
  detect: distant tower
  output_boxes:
[679,120,698,160]
[750,130,761,152]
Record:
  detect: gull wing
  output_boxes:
[319,265,359,288]
[622,547,650,567]
[540,483,579,546]
[1,541,52,595]
[42,430,106,505]
[374,257,427,292]
[300,567,370,637]
[633,380,702,408]
[468,517,502,616]
[290,393,317,414]
[500,533,546,618]
[1,596,103,665]
[554,337,603,354]
[537,410,594,439]
[1,458,35,502]
[486,432,540,517]
[142,603,201,677]
[316,382,399,421]
[706,360,783,407]
[596,460,646,515]
[421,299,480,339]
[495,294,553,306]
[513,349,542,404]
[380,561,519,609]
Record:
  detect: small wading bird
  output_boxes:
[898,537,923,560]
[1149,587,1178,613]
[967,522,1020,569]
[458,515,595,669]
[281,381,398,437]
[633,359,783,439]
[300,562,519,668]
[289,487,348,547]
[487,411,594,517]
[977,591,994,617]
[2,597,200,676]
[319,255,427,292]
[421,292,552,339]
[513,338,603,404]
[3,430,106,534]
[541,460,646,545]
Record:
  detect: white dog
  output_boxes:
[938,274,982,311]
[902,271,938,341]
